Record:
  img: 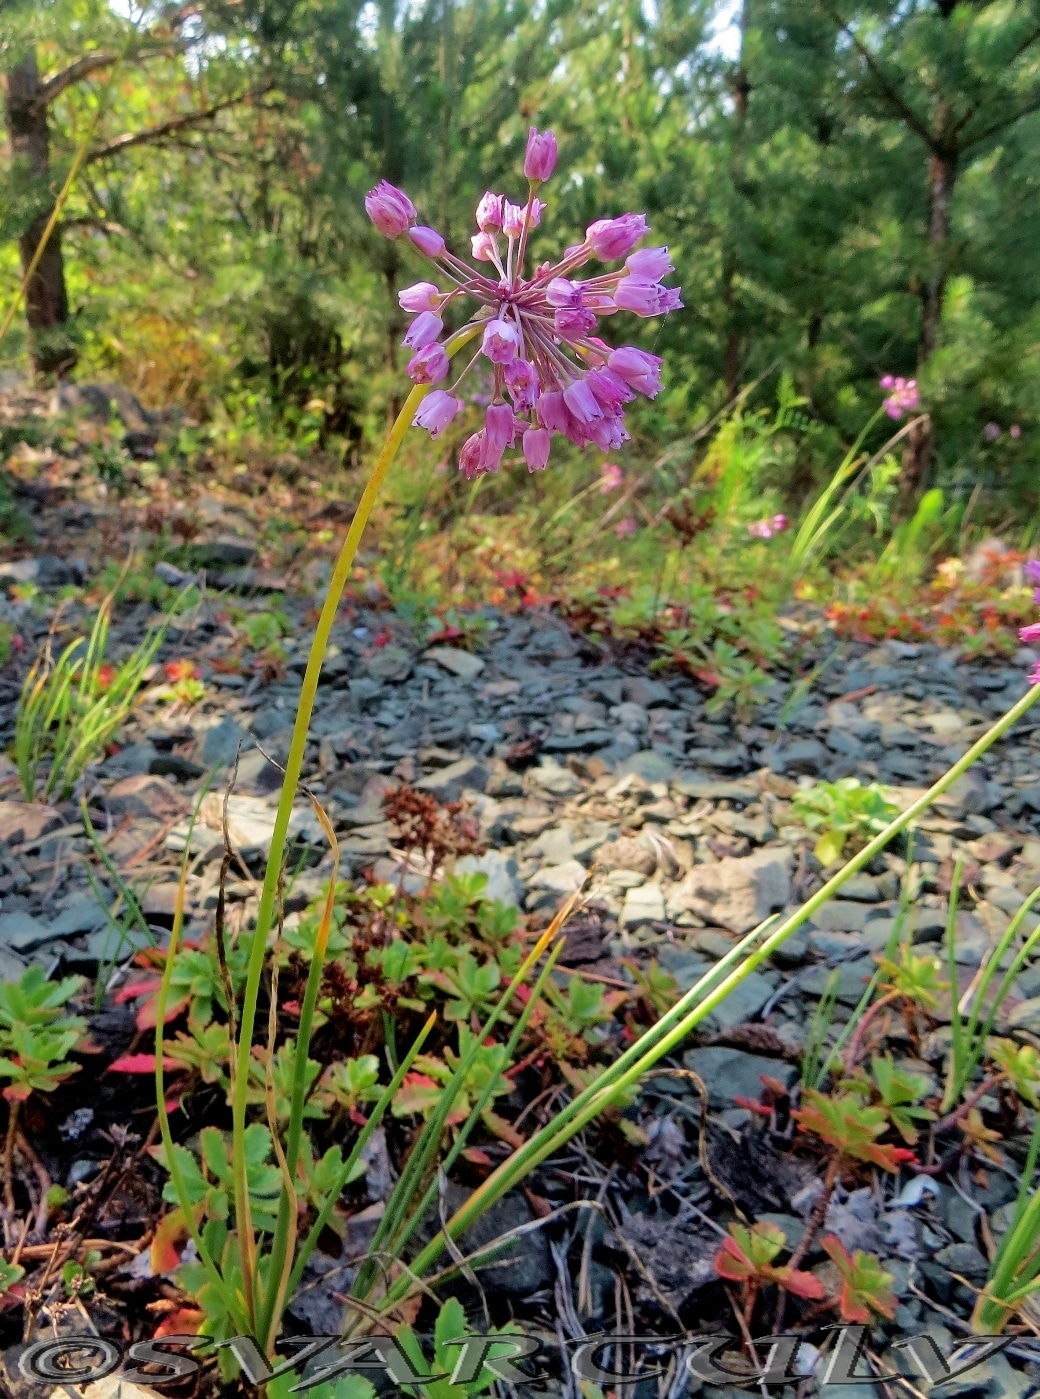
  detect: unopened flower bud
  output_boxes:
[475,192,505,231]
[365,180,416,238]
[409,225,446,258]
[524,127,558,182]
[585,213,649,260]
[402,311,443,350]
[523,427,551,472]
[398,282,442,313]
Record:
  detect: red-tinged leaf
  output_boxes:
[460,1147,493,1167]
[714,1242,755,1283]
[154,1307,205,1337]
[2,1083,32,1103]
[136,993,191,1031]
[822,1235,898,1322]
[108,1053,179,1073]
[734,1095,771,1115]
[481,1108,525,1148]
[775,1266,826,1300]
[151,1209,191,1273]
[112,977,159,1005]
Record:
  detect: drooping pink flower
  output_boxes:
[524,127,558,182]
[482,319,520,364]
[407,343,450,384]
[1026,561,1040,586]
[409,226,446,258]
[365,181,416,237]
[402,311,443,350]
[880,376,919,420]
[608,347,664,397]
[413,391,463,438]
[600,462,624,492]
[372,129,680,474]
[399,282,442,313]
[586,214,649,260]
[523,427,551,472]
[615,516,637,538]
[1021,622,1040,645]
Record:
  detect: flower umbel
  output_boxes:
[880,375,919,420]
[365,133,682,478]
[748,513,788,539]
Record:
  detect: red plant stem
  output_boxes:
[774,1156,840,1331]
[935,1073,1002,1133]
[843,991,901,1072]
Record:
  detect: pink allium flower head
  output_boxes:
[1011,424,1022,438]
[407,343,450,384]
[471,232,497,262]
[880,375,919,420]
[586,214,649,260]
[502,199,544,237]
[1020,622,1040,645]
[626,247,672,280]
[409,225,446,258]
[524,127,558,182]
[615,516,638,539]
[365,180,416,238]
[387,133,679,472]
[600,462,624,493]
[482,318,520,364]
[608,347,664,397]
[476,192,505,232]
[984,422,1001,441]
[505,358,539,412]
[399,281,442,313]
[401,310,443,350]
[413,391,463,437]
[523,427,551,472]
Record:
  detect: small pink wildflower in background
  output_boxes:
[365,126,682,479]
[984,422,1001,442]
[1011,424,1022,438]
[600,462,624,492]
[615,516,637,539]
[880,375,919,420]
[748,513,788,539]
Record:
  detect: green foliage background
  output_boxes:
[4,0,1040,512]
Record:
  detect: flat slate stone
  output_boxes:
[682,1046,797,1109]
[425,646,485,679]
[0,801,62,845]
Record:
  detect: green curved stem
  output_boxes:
[229,326,480,1335]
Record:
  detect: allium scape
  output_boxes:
[365,126,682,478]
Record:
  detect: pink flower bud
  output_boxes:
[502,198,545,237]
[365,180,416,238]
[475,192,505,231]
[398,281,442,313]
[615,516,637,539]
[600,462,624,493]
[413,390,463,438]
[585,213,648,260]
[546,278,580,307]
[524,127,558,182]
[505,358,539,412]
[1021,622,1040,644]
[536,391,569,434]
[626,246,672,279]
[409,225,446,258]
[523,427,551,472]
[407,343,450,384]
[614,276,668,316]
[586,368,634,411]
[471,232,497,262]
[608,346,663,397]
[588,415,629,451]
[402,311,443,350]
[482,318,520,364]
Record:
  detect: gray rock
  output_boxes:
[202,716,253,767]
[933,1242,989,1279]
[799,957,874,1005]
[47,896,109,937]
[617,749,675,783]
[193,533,258,567]
[621,883,665,926]
[426,646,485,679]
[527,860,586,895]
[808,900,875,932]
[0,801,62,844]
[655,944,712,990]
[0,911,51,953]
[1007,995,1040,1035]
[704,969,775,1029]
[103,741,159,776]
[840,874,881,901]
[365,645,413,682]
[595,835,656,875]
[622,676,672,706]
[682,1046,797,1109]
[667,849,792,934]
[106,774,189,821]
[455,850,521,907]
[527,758,581,796]
[416,756,488,801]
[936,770,996,817]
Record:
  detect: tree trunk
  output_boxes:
[4,51,76,376]
[900,145,957,497]
[722,0,751,401]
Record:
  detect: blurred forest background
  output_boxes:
[3,0,1040,521]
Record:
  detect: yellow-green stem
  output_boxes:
[229,327,479,1333]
